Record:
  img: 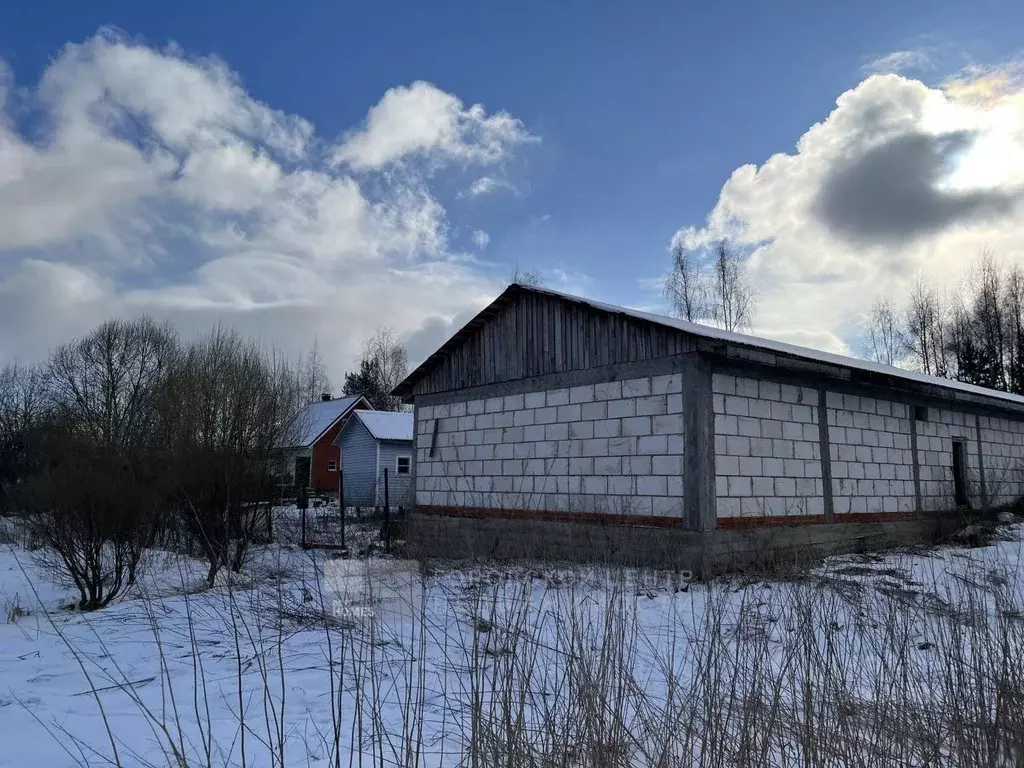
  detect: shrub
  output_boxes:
[16,459,158,610]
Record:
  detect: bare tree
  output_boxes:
[947,293,977,383]
[11,319,174,608]
[0,362,46,510]
[709,240,756,332]
[893,251,1024,391]
[509,265,544,287]
[863,298,905,366]
[1004,264,1024,394]
[966,250,1006,390]
[16,442,160,610]
[664,243,710,323]
[163,328,302,585]
[902,250,1014,390]
[47,317,178,453]
[904,275,951,377]
[344,327,409,411]
[298,338,332,405]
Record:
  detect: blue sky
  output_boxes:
[2,1,1024,378]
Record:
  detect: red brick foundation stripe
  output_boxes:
[716,514,826,529]
[414,505,687,529]
[416,505,928,530]
[697,511,925,530]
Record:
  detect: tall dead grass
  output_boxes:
[21,531,1024,767]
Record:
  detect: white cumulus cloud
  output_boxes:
[331,81,537,171]
[0,30,533,380]
[673,65,1024,357]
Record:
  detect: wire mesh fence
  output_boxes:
[271,467,413,550]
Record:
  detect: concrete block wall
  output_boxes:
[917,409,981,511]
[414,373,687,518]
[983,419,1024,503]
[712,373,823,519]
[414,365,1024,528]
[979,415,1024,506]
[825,393,916,514]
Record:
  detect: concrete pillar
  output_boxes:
[910,411,922,513]
[974,412,988,507]
[683,354,716,531]
[817,387,835,522]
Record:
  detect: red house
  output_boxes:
[281,394,371,494]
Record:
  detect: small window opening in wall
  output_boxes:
[429,419,440,458]
[327,460,337,472]
[914,405,929,422]
[396,455,411,475]
[952,440,969,508]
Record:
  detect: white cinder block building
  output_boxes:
[393,284,1024,565]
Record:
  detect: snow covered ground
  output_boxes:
[2,520,1024,767]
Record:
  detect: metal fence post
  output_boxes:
[338,467,346,551]
[382,467,390,552]
[298,484,308,549]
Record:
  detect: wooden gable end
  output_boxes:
[405,289,694,396]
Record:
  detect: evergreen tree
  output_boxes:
[341,328,408,411]
[956,330,988,386]
[342,358,390,410]
[1009,332,1024,395]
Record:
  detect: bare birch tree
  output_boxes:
[904,276,950,377]
[864,298,905,366]
[664,243,710,323]
[299,338,332,405]
[709,240,756,332]
[1005,264,1024,393]
[966,250,1006,390]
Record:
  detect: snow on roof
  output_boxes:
[353,410,414,442]
[290,395,364,447]
[524,284,1024,407]
[396,282,1024,408]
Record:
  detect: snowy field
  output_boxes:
[2,519,1024,767]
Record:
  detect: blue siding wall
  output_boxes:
[377,441,415,505]
[339,418,378,506]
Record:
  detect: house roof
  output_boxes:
[288,395,367,447]
[394,283,1024,408]
[345,410,415,442]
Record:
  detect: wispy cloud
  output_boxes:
[471,229,490,249]
[943,61,1024,105]
[862,48,934,75]
[458,175,516,198]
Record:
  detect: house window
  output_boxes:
[327,460,338,472]
[396,455,411,475]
